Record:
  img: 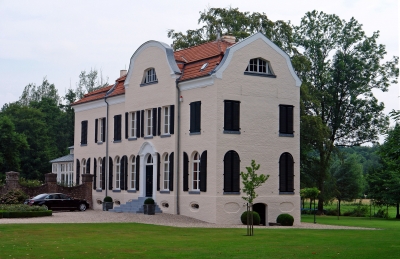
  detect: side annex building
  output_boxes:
[70,33,301,225]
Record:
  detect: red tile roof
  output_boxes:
[73,39,234,105]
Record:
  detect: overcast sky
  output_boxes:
[0,0,398,117]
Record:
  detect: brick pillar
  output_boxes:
[82,174,94,209]
[45,173,57,193]
[5,171,20,192]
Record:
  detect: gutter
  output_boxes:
[104,96,109,198]
[175,79,181,215]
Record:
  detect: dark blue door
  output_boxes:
[146,165,153,197]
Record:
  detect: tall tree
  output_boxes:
[19,77,61,106]
[296,11,398,213]
[75,69,108,99]
[167,7,294,53]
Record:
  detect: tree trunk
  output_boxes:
[338,199,341,216]
[396,203,400,219]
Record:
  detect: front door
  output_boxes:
[146,165,153,197]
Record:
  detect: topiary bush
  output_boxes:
[103,196,113,202]
[0,189,28,204]
[240,211,260,225]
[276,213,294,226]
[144,198,155,205]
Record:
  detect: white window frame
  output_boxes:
[99,118,105,142]
[130,156,136,190]
[163,106,170,135]
[163,154,169,190]
[81,158,86,176]
[246,58,273,75]
[115,156,121,189]
[98,157,103,189]
[143,68,158,84]
[145,109,153,136]
[192,152,200,191]
[52,164,57,173]
[130,112,137,138]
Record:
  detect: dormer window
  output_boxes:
[141,68,158,86]
[244,58,276,78]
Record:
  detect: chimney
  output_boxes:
[221,35,236,44]
[120,70,127,77]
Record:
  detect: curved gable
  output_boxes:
[213,32,301,87]
[124,41,180,88]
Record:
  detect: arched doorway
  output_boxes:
[145,154,153,197]
[253,203,267,226]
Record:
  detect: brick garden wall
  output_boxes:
[0,171,94,209]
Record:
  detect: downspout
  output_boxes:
[175,79,181,215]
[104,96,109,198]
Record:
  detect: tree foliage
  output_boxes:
[296,10,398,213]
[19,77,61,106]
[241,160,269,205]
[75,69,108,99]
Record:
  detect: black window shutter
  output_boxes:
[183,152,189,191]
[233,101,240,131]
[113,115,117,141]
[141,110,144,137]
[102,119,106,142]
[170,105,175,134]
[125,112,128,139]
[190,103,195,133]
[102,157,106,189]
[136,155,140,190]
[232,151,240,192]
[109,157,113,190]
[93,158,97,190]
[223,151,232,192]
[157,153,160,191]
[136,111,141,138]
[115,115,122,141]
[157,107,161,136]
[200,150,207,192]
[86,158,91,174]
[81,121,88,145]
[125,156,128,190]
[279,153,287,192]
[152,108,157,136]
[76,159,80,185]
[224,101,232,130]
[120,156,125,190]
[287,106,294,134]
[279,105,287,134]
[169,152,174,191]
[95,119,98,143]
[196,102,201,132]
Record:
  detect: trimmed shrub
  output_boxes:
[144,198,155,205]
[0,189,28,204]
[103,196,113,202]
[276,213,294,226]
[0,204,48,212]
[1,211,52,218]
[240,211,261,225]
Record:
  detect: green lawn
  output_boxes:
[0,216,399,259]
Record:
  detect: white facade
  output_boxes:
[50,146,74,186]
[72,33,301,225]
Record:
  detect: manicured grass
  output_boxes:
[0,217,399,259]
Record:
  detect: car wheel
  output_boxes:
[79,203,87,211]
[42,205,49,210]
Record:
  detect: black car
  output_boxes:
[24,193,89,211]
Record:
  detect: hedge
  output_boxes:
[0,210,52,218]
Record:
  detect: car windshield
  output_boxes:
[32,194,48,200]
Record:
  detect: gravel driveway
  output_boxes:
[0,210,376,230]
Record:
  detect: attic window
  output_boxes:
[244,58,276,78]
[200,63,208,71]
[141,68,158,86]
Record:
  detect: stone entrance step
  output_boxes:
[109,197,162,213]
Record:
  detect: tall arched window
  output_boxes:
[223,150,240,193]
[163,154,169,190]
[130,155,136,190]
[115,156,121,189]
[142,68,158,84]
[279,152,294,193]
[98,157,103,189]
[81,159,86,179]
[192,152,200,191]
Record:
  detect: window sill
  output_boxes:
[113,140,122,143]
[189,190,200,194]
[279,192,295,195]
[128,137,137,141]
[144,136,153,139]
[244,71,277,78]
[223,130,241,134]
[97,141,103,145]
[80,144,87,147]
[189,132,201,135]
[96,189,103,192]
[160,190,170,194]
[279,133,294,137]
[112,189,121,193]
[127,189,137,193]
[223,192,241,195]
[160,134,171,138]
[140,81,158,87]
